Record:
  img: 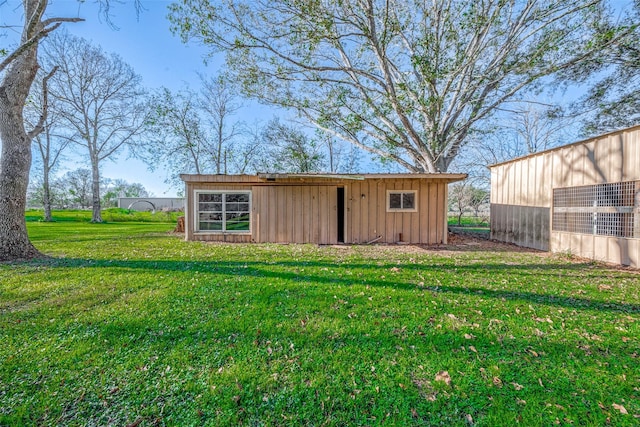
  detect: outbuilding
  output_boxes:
[489,125,640,267]
[117,197,184,212]
[180,173,466,245]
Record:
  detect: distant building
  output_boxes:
[490,125,640,267]
[117,197,184,212]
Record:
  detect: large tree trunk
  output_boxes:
[0,4,44,261]
[0,14,43,261]
[42,163,53,222]
[90,156,102,223]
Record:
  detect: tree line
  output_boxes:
[25,30,361,224]
[28,169,149,213]
[1,0,638,261]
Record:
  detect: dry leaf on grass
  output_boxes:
[435,371,451,386]
[612,403,628,414]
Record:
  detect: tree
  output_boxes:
[199,75,244,174]
[449,183,471,226]
[259,118,325,173]
[61,168,92,209]
[101,178,149,207]
[169,0,615,173]
[318,131,360,173]
[507,104,574,155]
[0,0,138,260]
[143,79,256,185]
[0,0,81,260]
[570,2,640,134]
[144,87,211,185]
[27,173,65,210]
[448,182,489,225]
[226,121,268,174]
[42,31,148,223]
[25,69,70,221]
[468,186,489,218]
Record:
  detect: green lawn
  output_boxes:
[447,216,489,227]
[26,208,183,223]
[1,222,639,426]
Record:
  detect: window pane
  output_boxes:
[389,193,402,209]
[226,212,251,221]
[226,193,249,203]
[199,202,222,212]
[199,193,222,203]
[200,212,223,221]
[402,193,415,209]
[199,221,222,231]
[226,220,250,231]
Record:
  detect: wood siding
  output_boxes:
[183,174,463,245]
[345,179,447,244]
[253,185,338,244]
[490,125,640,267]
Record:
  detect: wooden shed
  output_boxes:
[180,173,466,245]
[490,125,640,267]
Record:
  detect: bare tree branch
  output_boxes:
[0,17,83,73]
[27,65,58,139]
[170,0,616,172]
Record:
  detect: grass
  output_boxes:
[448,216,490,236]
[25,208,183,223]
[1,222,639,426]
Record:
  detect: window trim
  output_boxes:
[194,190,252,234]
[386,190,418,212]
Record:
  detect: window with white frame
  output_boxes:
[387,190,417,212]
[196,191,251,232]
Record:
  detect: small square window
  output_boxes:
[387,190,417,212]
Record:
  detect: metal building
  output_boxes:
[490,125,640,267]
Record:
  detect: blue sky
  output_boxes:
[3,1,633,196]
[2,0,240,196]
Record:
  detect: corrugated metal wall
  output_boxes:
[490,125,640,266]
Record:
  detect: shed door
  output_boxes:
[337,187,345,243]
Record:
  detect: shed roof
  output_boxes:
[180,173,467,184]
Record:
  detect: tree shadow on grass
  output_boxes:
[25,256,640,315]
